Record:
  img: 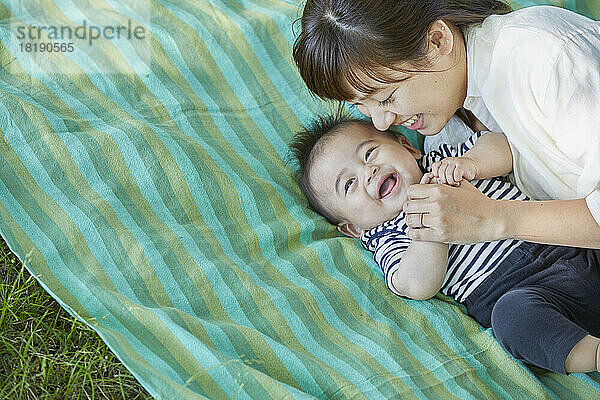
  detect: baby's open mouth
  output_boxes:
[378,173,398,199]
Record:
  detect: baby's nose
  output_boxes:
[366,166,379,184]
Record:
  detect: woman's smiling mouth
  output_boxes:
[398,114,424,130]
[378,173,399,199]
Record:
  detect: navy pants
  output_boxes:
[463,242,600,374]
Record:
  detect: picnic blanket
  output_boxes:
[1,0,599,398]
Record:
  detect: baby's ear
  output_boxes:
[398,135,422,159]
[337,223,364,239]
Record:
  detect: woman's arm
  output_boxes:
[501,197,600,248]
[403,181,600,248]
[392,240,448,300]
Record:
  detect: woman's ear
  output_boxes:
[337,223,364,239]
[428,19,454,56]
[398,135,422,159]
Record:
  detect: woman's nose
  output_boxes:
[371,110,395,131]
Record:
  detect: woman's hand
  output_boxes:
[403,181,506,244]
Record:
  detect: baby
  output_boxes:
[290,114,600,375]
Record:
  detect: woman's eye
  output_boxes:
[378,87,400,107]
[365,146,377,161]
[344,178,355,194]
[378,96,393,107]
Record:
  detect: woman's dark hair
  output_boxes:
[290,114,396,225]
[293,0,511,101]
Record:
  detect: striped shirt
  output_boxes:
[361,132,528,302]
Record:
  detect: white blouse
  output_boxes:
[464,5,600,225]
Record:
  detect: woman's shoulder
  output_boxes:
[475,6,599,44]
[467,6,600,86]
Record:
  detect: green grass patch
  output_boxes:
[0,239,152,399]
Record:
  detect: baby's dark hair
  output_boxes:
[293,0,511,101]
[290,113,396,224]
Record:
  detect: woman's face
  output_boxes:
[348,21,468,136]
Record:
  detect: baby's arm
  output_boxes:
[391,240,448,300]
[431,132,513,186]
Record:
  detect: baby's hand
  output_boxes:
[420,172,436,184]
[430,157,477,186]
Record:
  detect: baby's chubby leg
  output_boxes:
[490,287,596,374]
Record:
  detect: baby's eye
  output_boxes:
[365,146,377,161]
[344,178,355,194]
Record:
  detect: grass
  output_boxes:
[0,239,153,400]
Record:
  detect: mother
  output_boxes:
[292,0,600,248]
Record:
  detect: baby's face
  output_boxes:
[309,123,423,234]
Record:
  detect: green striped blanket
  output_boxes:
[1,0,599,398]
